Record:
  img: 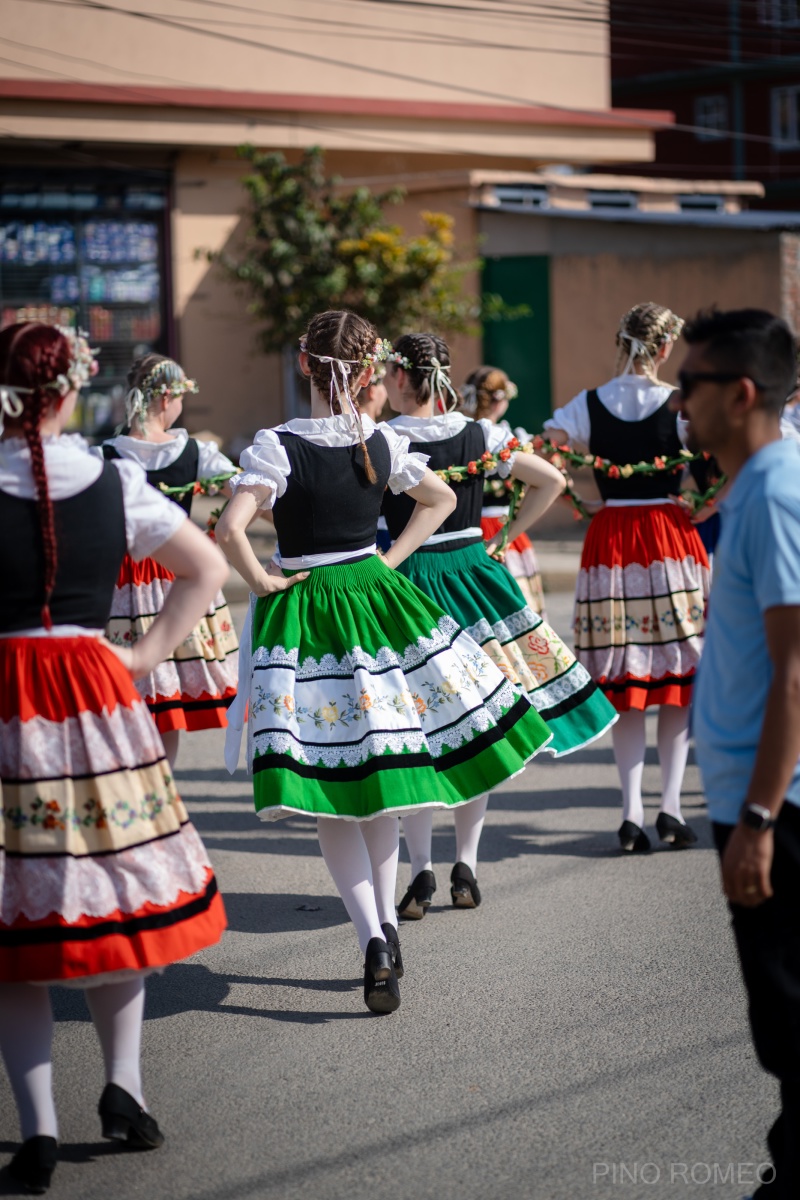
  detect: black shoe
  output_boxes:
[98,1083,164,1149]
[450,862,481,908]
[397,869,437,920]
[7,1137,57,1194]
[363,937,401,1014]
[381,922,404,980]
[618,821,651,854]
[656,812,698,849]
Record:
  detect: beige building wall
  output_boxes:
[0,0,610,111]
[479,210,785,416]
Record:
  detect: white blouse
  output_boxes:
[385,413,516,476]
[231,415,429,512]
[544,375,687,447]
[97,427,235,477]
[0,433,185,560]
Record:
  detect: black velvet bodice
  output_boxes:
[587,388,682,501]
[103,436,199,515]
[0,463,126,631]
[381,421,485,542]
[272,431,391,558]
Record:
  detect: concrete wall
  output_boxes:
[480,210,785,414]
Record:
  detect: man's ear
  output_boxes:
[738,377,761,413]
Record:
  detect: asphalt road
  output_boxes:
[0,593,774,1200]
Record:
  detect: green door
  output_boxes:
[482,255,551,434]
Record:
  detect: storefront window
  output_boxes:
[0,176,170,438]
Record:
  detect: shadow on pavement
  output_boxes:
[50,964,368,1026]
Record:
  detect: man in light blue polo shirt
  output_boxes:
[675,309,799,1200]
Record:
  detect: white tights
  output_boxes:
[316,813,400,954]
[611,706,691,828]
[402,794,489,880]
[0,977,146,1142]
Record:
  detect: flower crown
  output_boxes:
[50,326,100,397]
[125,360,199,427]
[299,336,392,370]
[138,361,199,399]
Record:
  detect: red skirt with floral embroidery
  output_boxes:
[105,554,238,733]
[573,503,710,712]
[0,635,226,983]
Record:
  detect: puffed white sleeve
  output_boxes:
[478,418,518,478]
[112,460,187,561]
[543,390,590,445]
[195,438,237,478]
[229,429,291,510]
[377,424,430,494]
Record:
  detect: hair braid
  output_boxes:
[304,310,379,484]
[390,332,459,413]
[462,365,511,419]
[614,302,684,379]
[0,322,72,628]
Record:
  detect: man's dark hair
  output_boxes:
[683,308,798,415]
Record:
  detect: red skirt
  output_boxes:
[106,554,239,733]
[0,636,226,983]
[574,503,710,712]
[481,516,546,616]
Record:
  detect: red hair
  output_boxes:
[0,322,72,628]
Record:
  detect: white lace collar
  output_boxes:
[273,414,379,447]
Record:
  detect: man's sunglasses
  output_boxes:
[677,370,765,399]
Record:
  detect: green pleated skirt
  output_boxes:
[398,540,617,756]
[246,555,552,821]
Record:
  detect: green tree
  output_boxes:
[205,144,513,351]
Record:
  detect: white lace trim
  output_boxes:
[0,701,165,780]
[463,605,539,648]
[527,661,593,711]
[137,655,239,705]
[576,558,710,602]
[251,615,462,680]
[578,641,703,684]
[0,823,212,925]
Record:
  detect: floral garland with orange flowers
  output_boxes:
[433,437,527,557]
[532,436,726,521]
[157,471,239,537]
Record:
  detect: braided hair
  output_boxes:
[303,310,379,483]
[614,302,684,380]
[390,333,461,410]
[126,353,188,430]
[0,322,73,629]
[461,365,513,420]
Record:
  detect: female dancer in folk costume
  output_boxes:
[0,324,227,1193]
[544,302,710,854]
[99,355,239,767]
[216,311,551,1015]
[381,334,618,918]
[462,365,547,616]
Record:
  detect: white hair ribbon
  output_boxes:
[125,387,148,427]
[0,384,28,436]
[427,357,460,430]
[618,333,655,378]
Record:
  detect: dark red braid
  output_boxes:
[0,323,72,628]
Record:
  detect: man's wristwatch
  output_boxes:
[740,803,775,832]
